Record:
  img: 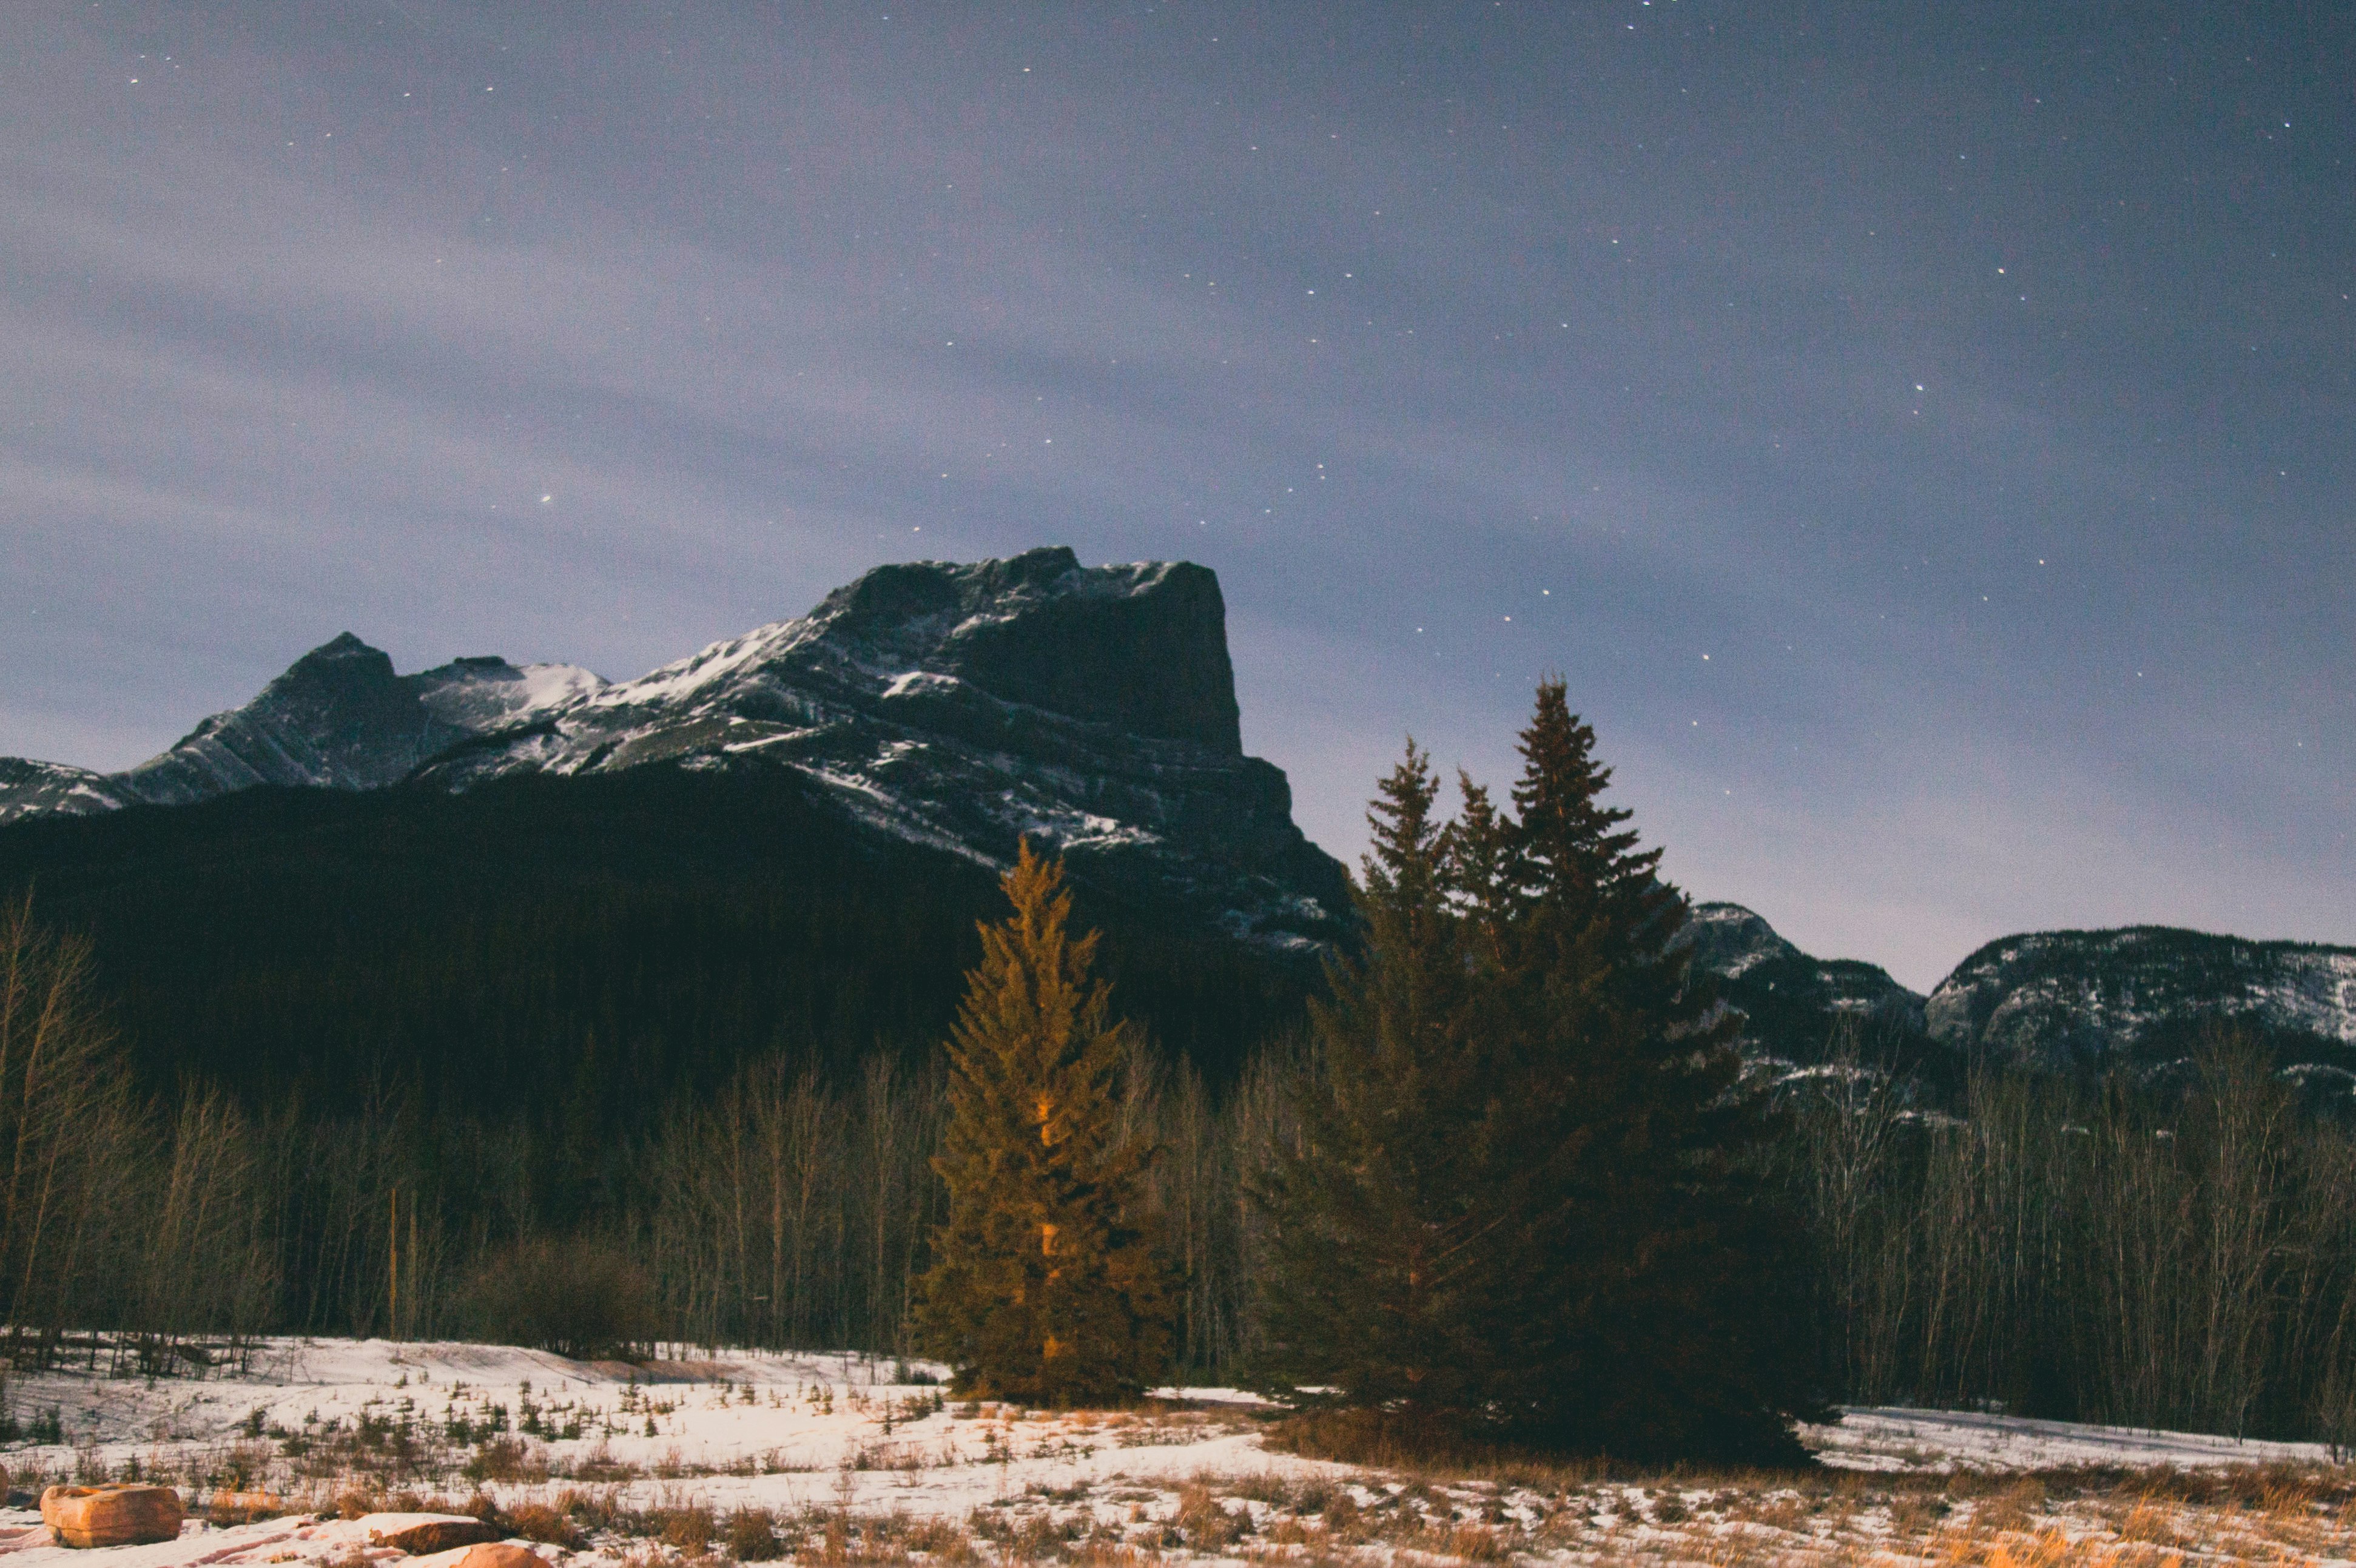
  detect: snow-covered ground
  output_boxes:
[0,1338,2348,1567]
[0,1339,1324,1568]
[1808,1404,2341,1473]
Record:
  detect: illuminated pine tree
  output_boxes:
[912,841,1174,1402]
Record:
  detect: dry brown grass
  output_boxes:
[38,1382,2356,1568]
[1258,1406,1631,1484]
[722,1506,783,1561]
[903,1515,983,1564]
[656,1501,717,1553]
[505,1499,588,1550]
[268,1456,2322,1568]
[1121,1454,2356,1568]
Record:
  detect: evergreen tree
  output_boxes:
[1252,744,1498,1422]
[1469,679,1822,1461]
[912,841,1174,1402]
[1254,686,1822,1462]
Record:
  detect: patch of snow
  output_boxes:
[881,671,964,701]
[1810,1405,2341,1472]
[719,728,821,755]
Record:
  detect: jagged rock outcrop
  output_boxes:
[1682,903,1805,980]
[120,634,466,805]
[417,548,1342,949]
[0,637,601,821]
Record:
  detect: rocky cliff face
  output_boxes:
[0,548,1347,952]
[417,548,1342,948]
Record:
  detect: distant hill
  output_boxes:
[1925,926,2356,1099]
[1680,902,2356,1108]
[1677,902,1946,1082]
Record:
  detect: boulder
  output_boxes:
[362,1513,500,1553]
[41,1484,186,1548]
[456,1545,545,1568]
[208,1489,286,1523]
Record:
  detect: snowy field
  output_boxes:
[0,1338,2349,1566]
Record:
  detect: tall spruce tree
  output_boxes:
[1254,687,1822,1461]
[1468,679,1822,1461]
[1253,744,1499,1422]
[912,841,1174,1402]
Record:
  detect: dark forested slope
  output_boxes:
[0,764,1318,1128]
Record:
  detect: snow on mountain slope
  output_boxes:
[8,636,610,812]
[409,655,606,733]
[417,548,1338,949]
[1679,902,1929,1064]
[0,758,130,826]
[1925,925,2356,1069]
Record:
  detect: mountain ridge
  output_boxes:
[5,546,2349,1078]
[0,548,1346,953]
[0,635,600,824]
[1683,901,2356,1098]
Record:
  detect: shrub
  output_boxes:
[506,1502,585,1549]
[462,1235,660,1360]
[463,1437,543,1484]
[725,1507,783,1561]
[1173,1483,1248,1549]
[661,1503,715,1552]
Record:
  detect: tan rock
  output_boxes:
[209,1489,287,1523]
[362,1513,500,1553]
[41,1484,186,1548]
[456,1544,545,1568]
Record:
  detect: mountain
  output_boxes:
[1678,902,1934,1071]
[0,758,129,821]
[0,548,1347,951]
[414,547,1344,949]
[12,547,2349,1095]
[0,550,1350,1149]
[1925,926,2356,1082]
[1680,903,2356,1102]
[0,635,600,824]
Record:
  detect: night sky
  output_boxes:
[4,4,2349,989]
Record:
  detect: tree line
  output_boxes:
[8,691,2356,1453]
[0,880,1293,1375]
[1794,1021,2356,1445]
